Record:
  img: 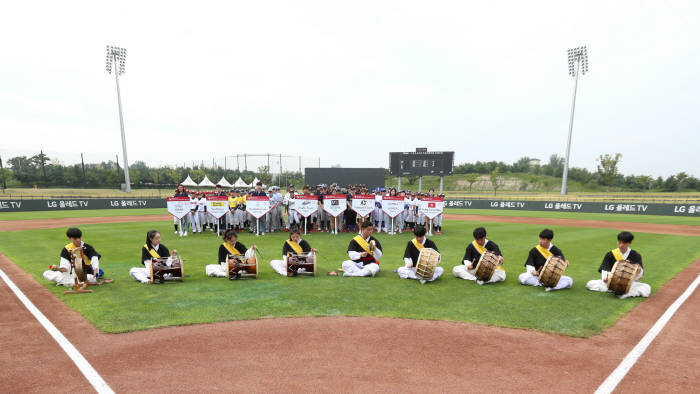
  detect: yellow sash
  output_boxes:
[353,235,373,256]
[411,238,424,251]
[472,240,486,255]
[65,242,89,264]
[144,244,161,259]
[612,248,625,261]
[536,245,553,260]
[286,240,304,254]
[223,242,241,256]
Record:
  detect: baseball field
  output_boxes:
[1,209,699,392]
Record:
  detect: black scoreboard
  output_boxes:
[389,150,454,176]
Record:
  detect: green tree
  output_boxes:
[406,175,418,185]
[676,172,689,192]
[490,168,501,196]
[528,175,540,191]
[257,165,272,185]
[634,175,653,191]
[0,168,11,190]
[596,153,622,192]
[465,173,479,191]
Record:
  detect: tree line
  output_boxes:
[0,152,697,192]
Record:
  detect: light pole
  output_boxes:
[561,46,589,195]
[106,45,131,193]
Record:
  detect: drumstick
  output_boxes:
[254,248,264,260]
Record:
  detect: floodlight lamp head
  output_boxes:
[105,44,127,75]
[567,45,589,77]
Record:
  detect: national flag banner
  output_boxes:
[323,194,347,217]
[206,196,229,219]
[166,197,191,220]
[246,196,271,219]
[421,196,444,219]
[381,195,405,218]
[351,194,375,218]
[294,195,319,218]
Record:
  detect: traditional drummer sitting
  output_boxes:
[586,231,651,298]
[397,226,443,282]
[341,221,382,277]
[206,229,257,277]
[129,230,177,284]
[452,227,505,284]
[43,227,105,287]
[518,229,572,291]
[270,227,316,276]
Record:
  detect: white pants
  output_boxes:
[190,211,201,232]
[129,266,151,283]
[398,266,444,282]
[341,260,380,277]
[43,270,92,287]
[206,262,227,277]
[287,210,300,228]
[519,272,573,290]
[586,279,651,298]
[453,265,506,283]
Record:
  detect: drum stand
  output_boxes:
[64,278,92,295]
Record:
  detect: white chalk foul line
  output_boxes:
[0,267,114,394]
[595,273,700,394]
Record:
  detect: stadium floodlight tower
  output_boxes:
[561,45,589,195]
[106,45,131,193]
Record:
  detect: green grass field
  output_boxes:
[1,219,698,337]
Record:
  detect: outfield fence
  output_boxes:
[1,198,699,217]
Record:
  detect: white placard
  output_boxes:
[323,194,347,217]
[421,197,444,219]
[166,197,191,220]
[351,195,375,218]
[381,196,405,218]
[294,195,319,218]
[206,196,229,219]
[246,196,271,219]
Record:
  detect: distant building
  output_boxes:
[528,159,541,167]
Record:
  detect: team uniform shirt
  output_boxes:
[525,245,565,272]
[141,244,171,265]
[403,238,439,266]
[347,235,383,265]
[598,248,643,273]
[218,241,249,262]
[462,240,502,265]
[198,197,207,212]
[189,196,198,212]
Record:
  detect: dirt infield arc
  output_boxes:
[1,214,699,392]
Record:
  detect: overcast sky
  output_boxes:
[1,1,698,177]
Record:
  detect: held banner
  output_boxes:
[323,194,347,217]
[351,194,375,218]
[246,196,271,219]
[381,196,405,218]
[421,196,444,219]
[166,197,191,220]
[294,195,319,218]
[206,196,229,219]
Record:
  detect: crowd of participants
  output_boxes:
[170,182,447,236]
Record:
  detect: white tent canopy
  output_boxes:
[217,176,232,188]
[233,177,249,187]
[181,175,198,187]
[199,176,216,188]
[251,177,260,186]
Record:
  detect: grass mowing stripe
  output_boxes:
[0,219,698,336]
[0,208,166,221]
